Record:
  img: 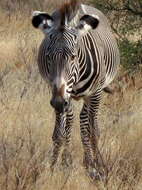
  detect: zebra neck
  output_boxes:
[72,33,100,95]
[79,34,96,81]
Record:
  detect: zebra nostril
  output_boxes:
[64,100,68,107]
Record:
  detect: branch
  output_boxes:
[103,0,142,17]
[126,6,142,17]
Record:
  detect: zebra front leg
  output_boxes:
[80,103,95,171]
[89,92,101,166]
[80,91,103,180]
[61,103,74,168]
[90,115,106,176]
[89,91,107,180]
[50,112,66,172]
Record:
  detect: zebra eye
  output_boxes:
[49,34,53,39]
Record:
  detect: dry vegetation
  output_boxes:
[0,0,142,190]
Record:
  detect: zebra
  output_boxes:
[32,0,120,179]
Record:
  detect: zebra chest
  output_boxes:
[71,64,98,97]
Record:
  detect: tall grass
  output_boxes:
[0,0,142,189]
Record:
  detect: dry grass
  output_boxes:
[0,1,142,190]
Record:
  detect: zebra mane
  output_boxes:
[60,0,80,26]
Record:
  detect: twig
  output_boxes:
[60,172,71,190]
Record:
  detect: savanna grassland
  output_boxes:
[0,1,142,190]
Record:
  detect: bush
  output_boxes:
[91,0,142,71]
[119,39,142,70]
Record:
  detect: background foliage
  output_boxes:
[91,0,142,70]
[1,0,142,71]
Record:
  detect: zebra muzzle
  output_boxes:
[50,96,69,113]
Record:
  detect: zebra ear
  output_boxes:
[77,15,99,35]
[32,11,54,32]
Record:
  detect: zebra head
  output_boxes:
[32,1,99,113]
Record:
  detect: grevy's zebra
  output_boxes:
[32,0,120,178]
